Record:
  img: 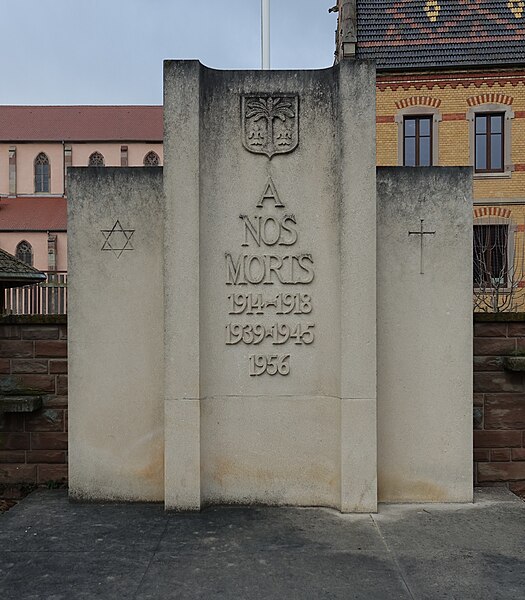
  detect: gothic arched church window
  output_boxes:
[88,152,105,167]
[34,152,50,193]
[143,151,160,166]
[16,240,33,266]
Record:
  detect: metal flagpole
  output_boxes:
[261,0,270,69]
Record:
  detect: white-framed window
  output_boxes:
[467,103,514,177]
[395,106,441,166]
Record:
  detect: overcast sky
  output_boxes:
[0,0,336,105]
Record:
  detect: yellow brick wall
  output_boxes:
[376,72,525,201]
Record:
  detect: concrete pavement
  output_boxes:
[0,488,524,599]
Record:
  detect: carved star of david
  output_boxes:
[100,220,135,259]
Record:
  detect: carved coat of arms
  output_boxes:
[242,95,299,159]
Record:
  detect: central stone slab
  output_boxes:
[163,61,377,512]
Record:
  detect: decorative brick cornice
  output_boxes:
[377,70,525,92]
[474,207,512,220]
[467,93,513,107]
[395,96,441,110]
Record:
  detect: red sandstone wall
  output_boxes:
[474,318,525,496]
[0,319,67,494]
[2,317,525,497]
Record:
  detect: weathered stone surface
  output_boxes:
[26,450,66,464]
[11,359,49,374]
[49,360,67,374]
[474,322,508,337]
[67,60,472,511]
[377,167,473,503]
[473,407,483,429]
[163,60,377,512]
[490,448,511,461]
[484,394,525,430]
[0,464,36,483]
[478,461,525,482]
[0,432,29,450]
[0,450,25,463]
[473,355,504,371]
[502,356,525,372]
[511,448,525,460]
[0,375,55,395]
[474,372,524,393]
[0,396,42,413]
[0,325,20,339]
[474,430,522,447]
[21,326,59,340]
[474,337,516,356]
[30,432,67,450]
[508,323,525,337]
[68,168,164,502]
[37,464,68,484]
[35,340,67,358]
[25,409,64,432]
[0,341,33,358]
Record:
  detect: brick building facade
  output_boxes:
[336,0,525,311]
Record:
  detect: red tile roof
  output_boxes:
[0,106,163,142]
[0,197,67,231]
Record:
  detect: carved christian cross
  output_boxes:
[408,219,435,275]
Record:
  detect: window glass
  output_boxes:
[34,153,50,193]
[475,135,487,171]
[404,118,416,137]
[475,115,487,134]
[474,113,505,173]
[490,115,502,134]
[419,137,431,166]
[473,225,508,287]
[404,137,416,167]
[419,118,431,137]
[491,134,503,170]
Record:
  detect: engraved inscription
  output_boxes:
[249,354,290,377]
[225,178,314,375]
[242,95,299,159]
[228,293,312,315]
[226,323,315,345]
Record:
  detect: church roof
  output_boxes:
[356,0,525,70]
[0,197,67,232]
[0,106,163,142]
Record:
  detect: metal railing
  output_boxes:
[3,272,68,315]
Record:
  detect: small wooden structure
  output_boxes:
[0,248,46,314]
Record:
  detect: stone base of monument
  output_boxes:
[67,61,472,512]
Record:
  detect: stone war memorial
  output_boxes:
[68,60,473,512]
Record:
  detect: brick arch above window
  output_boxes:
[394,105,442,166]
[395,96,441,110]
[467,94,513,107]
[474,207,512,220]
